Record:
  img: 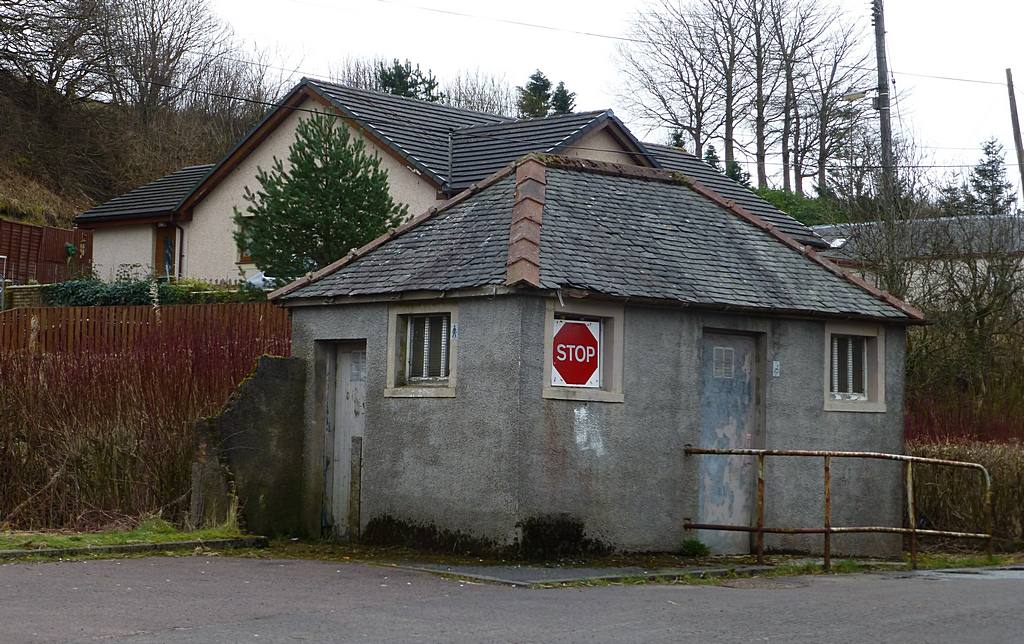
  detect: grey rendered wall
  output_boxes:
[762,321,905,556]
[290,297,525,542]
[515,302,905,555]
[291,295,906,555]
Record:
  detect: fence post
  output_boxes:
[756,453,765,564]
[905,461,917,570]
[823,455,831,572]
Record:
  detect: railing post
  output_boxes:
[984,474,994,561]
[756,454,765,564]
[906,461,917,570]
[823,455,831,572]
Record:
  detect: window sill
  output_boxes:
[824,400,887,413]
[384,386,455,399]
[543,387,624,403]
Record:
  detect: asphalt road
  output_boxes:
[1,556,1021,643]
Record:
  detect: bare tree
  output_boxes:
[441,69,516,116]
[738,0,783,188]
[619,0,723,156]
[329,55,384,92]
[804,20,871,194]
[97,0,234,126]
[770,0,827,193]
[700,0,750,167]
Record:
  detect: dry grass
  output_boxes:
[0,327,288,531]
[908,440,1024,546]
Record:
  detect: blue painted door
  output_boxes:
[697,332,758,553]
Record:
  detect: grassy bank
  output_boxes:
[0,517,241,551]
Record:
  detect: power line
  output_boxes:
[345,0,1007,87]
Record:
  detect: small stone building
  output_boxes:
[272,155,923,555]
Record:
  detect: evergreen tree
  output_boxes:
[550,81,576,115]
[375,59,443,102]
[968,139,1016,215]
[726,160,751,187]
[703,145,721,171]
[234,113,408,281]
[669,129,687,150]
[516,70,552,118]
[938,139,1017,217]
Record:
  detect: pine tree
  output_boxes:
[939,139,1017,217]
[726,160,751,188]
[375,59,443,102]
[516,70,552,118]
[670,129,687,150]
[234,113,408,281]
[703,145,721,171]
[968,139,1016,215]
[550,81,576,115]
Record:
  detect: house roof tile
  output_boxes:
[645,143,826,248]
[75,164,214,224]
[276,155,919,323]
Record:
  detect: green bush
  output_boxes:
[679,537,711,557]
[43,277,266,306]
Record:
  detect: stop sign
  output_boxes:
[551,319,601,388]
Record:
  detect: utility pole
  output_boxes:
[871,0,894,213]
[1005,68,1024,194]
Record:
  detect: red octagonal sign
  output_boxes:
[552,319,601,388]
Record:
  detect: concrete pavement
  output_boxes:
[1,556,1021,643]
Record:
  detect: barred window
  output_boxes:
[830,335,867,400]
[403,313,450,383]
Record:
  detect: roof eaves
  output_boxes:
[270,159,521,302]
[176,82,313,213]
[677,175,927,323]
[304,80,446,186]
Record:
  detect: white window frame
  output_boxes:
[823,322,886,413]
[543,299,624,403]
[385,303,458,398]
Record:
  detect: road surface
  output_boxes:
[1,556,1020,643]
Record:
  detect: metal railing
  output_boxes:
[684,446,993,571]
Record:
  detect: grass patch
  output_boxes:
[910,551,1024,570]
[0,517,242,552]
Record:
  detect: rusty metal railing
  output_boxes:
[683,446,993,571]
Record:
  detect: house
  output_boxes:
[75,78,827,281]
[813,214,1024,293]
[269,154,923,555]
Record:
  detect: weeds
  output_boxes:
[0,322,289,531]
[907,440,1024,544]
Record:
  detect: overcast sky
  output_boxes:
[212,0,1024,196]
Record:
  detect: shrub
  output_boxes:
[42,277,267,307]
[908,440,1024,546]
[679,537,711,557]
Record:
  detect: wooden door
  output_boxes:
[325,342,367,539]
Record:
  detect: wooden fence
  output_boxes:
[0,302,290,354]
[0,220,92,285]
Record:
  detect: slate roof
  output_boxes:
[449,111,655,190]
[75,164,214,224]
[645,144,825,248]
[813,214,1024,263]
[276,157,918,323]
